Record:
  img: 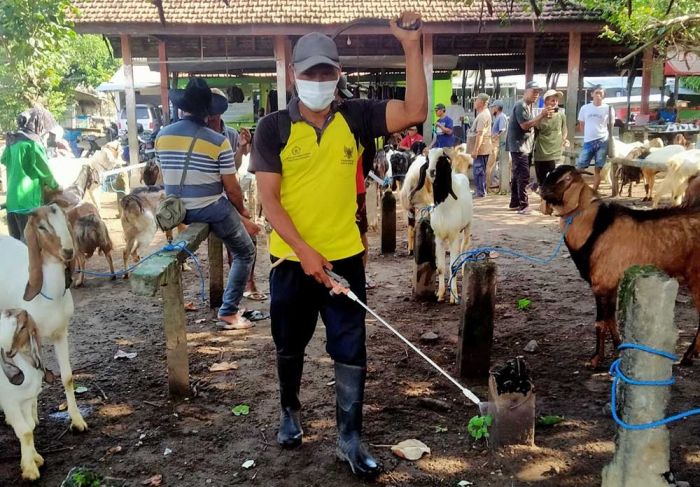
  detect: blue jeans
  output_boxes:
[184,197,255,317]
[577,138,608,169]
[473,155,488,197]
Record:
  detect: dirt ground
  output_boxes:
[1,177,699,487]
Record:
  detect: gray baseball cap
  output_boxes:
[525,80,542,91]
[490,99,504,108]
[293,32,341,74]
[474,93,490,102]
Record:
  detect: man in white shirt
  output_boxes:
[446,94,466,145]
[576,85,615,192]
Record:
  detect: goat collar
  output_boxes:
[39,287,67,301]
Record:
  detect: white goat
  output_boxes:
[0,309,46,480]
[425,148,473,303]
[399,154,432,255]
[652,149,700,207]
[0,204,88,432]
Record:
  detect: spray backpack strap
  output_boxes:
[276,108,292,150]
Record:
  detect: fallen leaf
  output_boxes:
[141,474,163,486]
[231,404,250,416]
[537,415,565,427]
[114,350,138,360]
[58,402,67,411]
[163,447,172,456]
[184,302,198,311]
[195,318,206,324]
[74,385,88,395]
[209,361,239,372]
[106,445,122,455]
[391,439,431,461]
[434,425,448,433]
[242,459,255,469]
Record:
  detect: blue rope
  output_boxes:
[77,241,206,303]
[446,215,575,300]
[610,343,700,430]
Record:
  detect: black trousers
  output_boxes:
[269,253,367,366]
[509,151,530,210]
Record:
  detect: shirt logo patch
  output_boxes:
[287,145,311,162]
[341,145,355,165]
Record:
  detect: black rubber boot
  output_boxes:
[276,354,304,448]
[335,362,381,478]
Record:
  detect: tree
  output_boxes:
[61,34,121,93]
[0,0,76,130]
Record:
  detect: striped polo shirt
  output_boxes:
[155,118,236,209]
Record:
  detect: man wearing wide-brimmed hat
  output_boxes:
[156,77,260,330]
[533,89,568,189]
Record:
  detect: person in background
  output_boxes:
[576,84,614,193]
[208,88,267,306]
[398,126,423,151]
[533,89,568,190]
[446,94,466,145]
[467,93,492,197]
[157,77,259,330]
[1,108,60,241]
[506,80,552,214]
[658,98,677,123]
[487,99,507,191]
[432,103,455,148]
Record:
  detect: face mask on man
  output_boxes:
[295,77,339,112]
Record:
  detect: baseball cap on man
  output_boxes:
[475,93,490,103]
[435,103,446,110]
[525,80,542,90]
[490,99,504,109]
[293,32,341,74]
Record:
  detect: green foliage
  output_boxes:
[517,298,531,311]
[65,467,102,487]
[467,414,493,440]
[682,77,700,92]
[231,404,250,416]
[537,415,565,427]
[0,1,118,131]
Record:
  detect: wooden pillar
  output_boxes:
[602,267,679,487]
[641,48,653,116]
[525,37,535,83]
[161,265,190,396]
[380,189,396,254]
[422,33,433,145]
[274,35,291,111]
[158,40,170,125]
[120,34,139,171]
[207,233,224,309]
[412,217,436,301]
[457,261,496,379]
[566,32,581,148]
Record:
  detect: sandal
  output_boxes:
[242,309,270,321]
[218,314,255,330]
[243,291,268,301]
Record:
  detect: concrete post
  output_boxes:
[602,266,679,487]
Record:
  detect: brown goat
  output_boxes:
[683,175,700,208]
[69,203,115,287]
[119,186,165,277]
[541,165,700,368]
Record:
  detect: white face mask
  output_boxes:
[295,77,339,112]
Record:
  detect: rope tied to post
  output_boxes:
[76,240,207,304]
[609,343,700,430]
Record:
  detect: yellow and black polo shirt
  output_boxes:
[250,97,389,262]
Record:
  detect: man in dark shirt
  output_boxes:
[505,81,552,214]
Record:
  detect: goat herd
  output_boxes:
[1,134,700,481]
[0,144,172,481]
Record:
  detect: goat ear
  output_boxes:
[0,348,24,386]
[23,219,43,302]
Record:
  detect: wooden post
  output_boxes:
[457,261,496,379]
[380,189,396,254]
[412,217,436,300]
[158,40,170,125]
[161,264,190,396]
[498,148,510,195]
[602,266,679,487]
[566,32,581,148]
[422,33,433,145]
[525,37,535,83]
[274,35,291,111]
[120,35,139,170]
[207,233,224,309]
[673,76,680,102]
[641,48,653,116]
